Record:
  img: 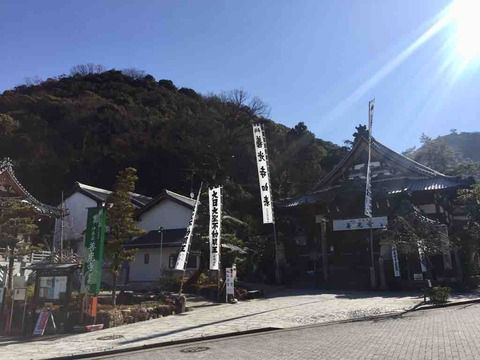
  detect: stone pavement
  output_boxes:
[111,302,480,360]
[0,290,421,359]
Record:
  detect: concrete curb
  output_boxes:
[412,297,480,311]
[48,327,280,360]
[47,310,413,360]
[45,298,480,359]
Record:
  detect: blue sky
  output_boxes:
[1,0,479,152]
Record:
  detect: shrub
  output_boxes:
[429,286,451,304]
[97,309,124,328]
[158,272,182,291]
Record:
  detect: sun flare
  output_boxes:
[449,0,480,63]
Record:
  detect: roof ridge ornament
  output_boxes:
[353,124,369,143]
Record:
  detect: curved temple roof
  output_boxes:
[0,158,62,217]
[278,135,473,209]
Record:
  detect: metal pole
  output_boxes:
[60,191,65,262]
[21,296,27,335]
[273,222,281,284]
[159,227,164,277]
[178,182,203,296]
[369,227,376,288]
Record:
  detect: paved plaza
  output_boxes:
[111,302,480,360]
[0,290,421,359]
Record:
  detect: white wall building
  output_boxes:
[126,190,200,284]
[55,183,199,285]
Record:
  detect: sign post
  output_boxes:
[252,123,280,284]
[365,99,376,288]
[209,186,222,271]
[225,268,235,303]
[84,207,107,296]
[176,183,202,295]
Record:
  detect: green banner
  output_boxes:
[84,207,107,295]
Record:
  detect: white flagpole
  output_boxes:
[366,99,376,288]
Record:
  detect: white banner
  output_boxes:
[391,244,401,277]
[225,268,235,296]
[417,241,428,273]
[364,99,375,218]
[209,186,222,270]
[175,185,202,270]
[333,216,387,231]
[252,123,274,224]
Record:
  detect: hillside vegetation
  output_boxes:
[0,68,345,221]
[404,131,480,178]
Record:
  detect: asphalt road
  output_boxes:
[96,303,480,360]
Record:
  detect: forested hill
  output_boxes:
[0,69,346,213]
[404,131,480,177]
[437,131,480,162]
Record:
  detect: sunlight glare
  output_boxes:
[450,0,480,63]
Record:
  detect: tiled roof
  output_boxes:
[387,177,471,194]
[137,189,197,216]
[278,177,472,208]
[0,158,62,217]
[76,182,152,208]
[125,228,187,249]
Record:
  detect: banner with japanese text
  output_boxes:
[209,186,222,270]
[364,99,375,218]
[84,207,107,295]
[391,244,401,277]
[175,186,201,270]
[252,123,274,224]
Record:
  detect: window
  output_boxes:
[144,253,150,264]
[169,254,176,269]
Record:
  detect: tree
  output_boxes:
[0,199,39,291]
[453,184,480,278]
[381,200,446,258]
[0,114,18,135]
[70,63,105,76]
[407,135,458,174]
[105,167,144,306]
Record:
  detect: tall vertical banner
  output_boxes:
[391,244,401,277]
[84,207,107,295]
[175,185,202,270]
[252,123,274,224]
[364,99,375,218]
[209,186,222,270]
[417,241,428,273]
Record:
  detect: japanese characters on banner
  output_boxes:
[391,244,401,277]
[417,241,428,273]
[364,99,375,218]
[225,268,235,296]
[175,185,202,270]
[209,186,222,270]
[252,123,274,224]
[84,207,107,295]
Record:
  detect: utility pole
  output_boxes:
[158,227,164,277]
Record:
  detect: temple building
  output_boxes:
[0,158,60,218]
[0,158,61,284]
[278,126,474,289]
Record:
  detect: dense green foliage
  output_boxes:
[0,199,39,290]
[404,133,480,177]
[0,68,346,281]
[0,69,344,205]
[106,167,144,305]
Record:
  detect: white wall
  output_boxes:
[54,192,97,254]
[137,199,192,231]
[129,247,199,282]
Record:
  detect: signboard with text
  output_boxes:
[209,186,222,270]
[252,123,274,224]
[333,216,387,231]
[84,207,107,295]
